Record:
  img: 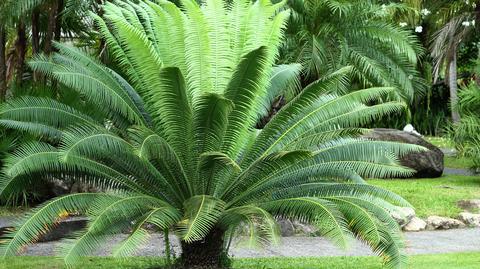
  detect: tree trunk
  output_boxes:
[54,0,64,42]
[0,26,7,101]
[178,228,230,269]
[44,1,60,54]
[15,21,27,87]
[448,51,461,123]
[95,0,107,60]
[32,9,41,82]
[32,10,40,54]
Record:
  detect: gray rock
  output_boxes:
[403,217,427,232]
[426,216,466,230]
[292,221,317,235]
[363,128,444,178]
[458,212,480,227]
[390,207,416,227]
[278,219,295,237]
[70,181,98,193]
[457,199,480,212]
[278,220,318,236]
[0,216,88,242]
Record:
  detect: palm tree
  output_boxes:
[0,0,105,86]
[428,0,479,123]
[0,0,422,268]
[281,0,426,102]
[5,0,104,53]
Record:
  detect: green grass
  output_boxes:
[444,155,476,170]
[425,136,475,169]
[425,136,455,149]
[3,253,480,269]
[369,175,480,218]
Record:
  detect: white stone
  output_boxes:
[426,216,466,230]
[458,212,480,227]
[391,207,416,227]
[403,217,427,232]
[403,124,421,136]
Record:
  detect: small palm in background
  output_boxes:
[451,82,480,171]
[0,0,423,268]
[281,0,426,102]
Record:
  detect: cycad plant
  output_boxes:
[282,0,425,101]
[0,0,421,268]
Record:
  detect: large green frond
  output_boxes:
[0,193,117,256]
[219,206,280,248]
[177,195,226,243]
[263,197,352,249]
[0,96,98,139]
[222,46,270,159]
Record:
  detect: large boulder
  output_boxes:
[363,128,444,178]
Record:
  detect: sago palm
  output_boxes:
[282,0,426,101]
[0,0,421,268]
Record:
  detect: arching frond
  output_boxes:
[222,46,270,159]
[177,195,226,243]
[0,193,119,256]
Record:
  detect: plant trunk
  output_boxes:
[178,228,230,269]
[32,9,41,82]
[0,26,6,101]
[54,0,64,42]
[95,0,107,60]
[448,51,461,123]
[15,21,27,87]
[44,1,60,54]
[32,10,40,54]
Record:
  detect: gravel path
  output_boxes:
[19,228,480,257]
[443,168,477,176]
[0,216,15,228]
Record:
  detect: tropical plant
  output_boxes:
[0,0,105,91]
[450,82,480,171]
[281,0,426,102]
[0,0,423,268]
[402,0,480,122]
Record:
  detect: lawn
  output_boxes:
[425,136,455,149]
[369,175,480,218]
[3,253,480,269]
[444,155,476,170]
[425,136,475,170]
